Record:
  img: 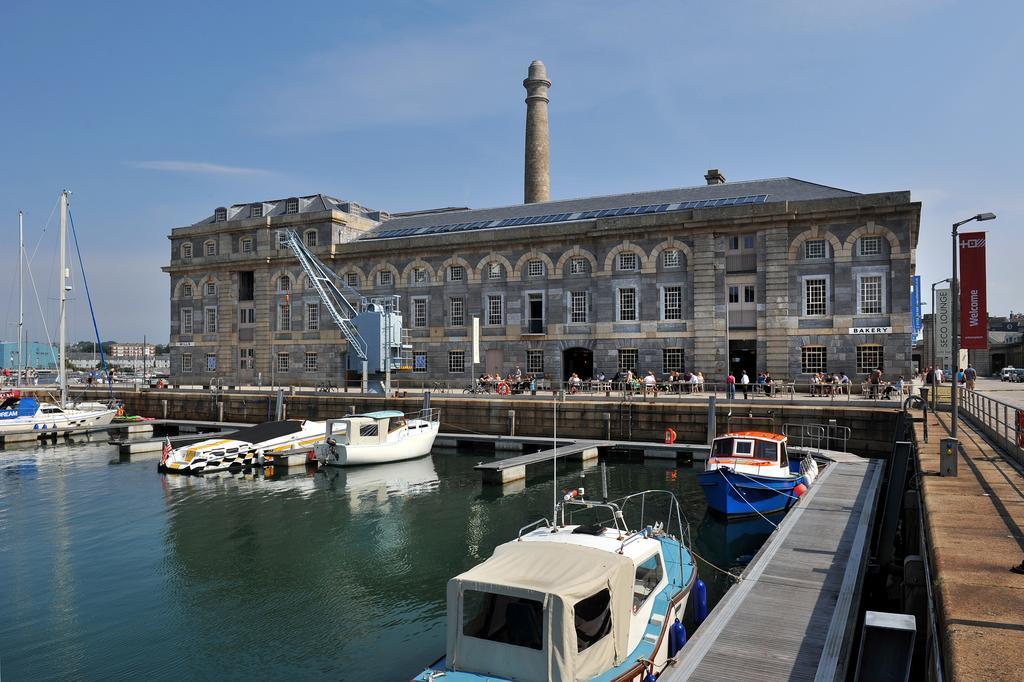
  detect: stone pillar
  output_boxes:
[763,228,794,377]
[692,233,726,377]
[523,60,551,204]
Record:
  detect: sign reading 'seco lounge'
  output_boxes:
[849,326,892,334]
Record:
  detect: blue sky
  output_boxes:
[1,0,1021,344]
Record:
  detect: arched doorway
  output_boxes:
[563,347,594,381]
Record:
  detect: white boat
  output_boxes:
[159,419,327,475]
[314,409,439,466]
[415,488,699,682]
[0,391,117,442]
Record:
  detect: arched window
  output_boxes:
[279,275,291,293]
[204,240,216,257]
[181,243,193,259]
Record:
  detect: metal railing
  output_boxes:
[782,422,851,452]
[958,389,1024,467]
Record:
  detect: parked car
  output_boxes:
[1011,369,1024,383]
[1001,366,1016,381]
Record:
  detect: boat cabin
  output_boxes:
[327,410,406,446]
[710,431,788,468]
[445,528,668,681]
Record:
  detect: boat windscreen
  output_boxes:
[226,420,305,443]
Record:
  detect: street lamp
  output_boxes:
[951,212,996,440]
[930,277,951,405]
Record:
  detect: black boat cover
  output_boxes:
[225,420,305,444]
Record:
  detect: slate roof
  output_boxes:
[192,193,383,226]
[360,177,859,241]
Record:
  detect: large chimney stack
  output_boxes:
[523,60,551,204]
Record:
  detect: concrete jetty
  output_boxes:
[665,450,883,681]
[913,413,1024,681]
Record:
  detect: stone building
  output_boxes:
[164,62,921,387]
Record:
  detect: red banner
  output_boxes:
[959,231,988,349]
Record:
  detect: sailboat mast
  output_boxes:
[18,210,24,386]
[59,191,68,408]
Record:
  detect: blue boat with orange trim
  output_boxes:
[697,431,818,517]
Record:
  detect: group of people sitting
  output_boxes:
[476,367,534,394]
[808,371,853,396]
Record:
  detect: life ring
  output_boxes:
[116,406,125,417]
[497,381,511,396]
[664,428,677,444]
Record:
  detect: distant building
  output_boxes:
[0,341,57,370]
[110,343,156,359]
[164,63,921,387]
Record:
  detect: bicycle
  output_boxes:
[463,382,490,395]
[316,381,337,393]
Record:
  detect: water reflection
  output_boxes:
[0,444,777,681]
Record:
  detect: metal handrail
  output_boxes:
[958,388,1023,467]
[516,517,552,540]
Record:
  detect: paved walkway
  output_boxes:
[914,412,1024,681]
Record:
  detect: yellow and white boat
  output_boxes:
[158,419,328,475]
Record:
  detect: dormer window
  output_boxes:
[285,198,299,214]
[214,207,227,222]
[181,243,193,260]
[251,204,263,218]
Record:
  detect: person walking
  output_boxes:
[740,370,750,399]
[966,364,977,391]
[726,371,736,400]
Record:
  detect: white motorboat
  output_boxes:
[0,391,117,442]
[159,419,327,475]
[314,409,439,467]
[415,488,699,682]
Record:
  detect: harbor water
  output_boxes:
[0,438,775,680]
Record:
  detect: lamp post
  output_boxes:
[951,212,996,440]
[931,277,951,408]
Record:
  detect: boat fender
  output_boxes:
[644,667,657,682]
[307,450,316,462]
[794,483,808,498]
[668,618,687,657]
[694,579,708,627]
[664,428,677,444]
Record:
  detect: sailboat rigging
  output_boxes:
[0,191,118,442]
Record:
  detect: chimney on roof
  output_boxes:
[704,168,726,185]
[523,60,551,204]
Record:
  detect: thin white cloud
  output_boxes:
[128,160,272,176]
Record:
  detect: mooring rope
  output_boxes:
[718,469,781,529]
[731,469,800,501]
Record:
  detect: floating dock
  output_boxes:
[664,450,883,681]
